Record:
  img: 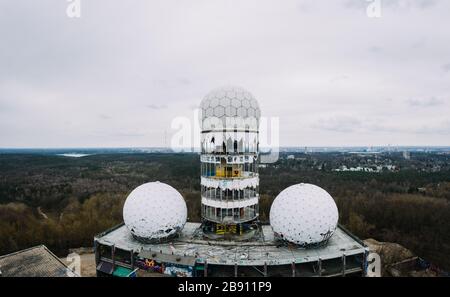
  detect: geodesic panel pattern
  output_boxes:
[123,182,187,242]
[200,86,261,130]
[269,183,338,247]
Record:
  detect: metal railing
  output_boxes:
[201,189,258,201]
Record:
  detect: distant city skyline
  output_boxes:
[1,0,450,148]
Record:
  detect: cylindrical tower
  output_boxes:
[200,86,261,239]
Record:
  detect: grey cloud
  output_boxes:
[406,97,444,107]
[177,78,192,85]
[342,0,369,9]
[344,0,440,10]
[113,132,147,137]
[364,123,403,134]
[312,117,450,137]
[1,0,450,147]
[368,46,382,53]
[312,116,362,133]
[414,121,450,135]
[364,121,450,135]
[411,38,427,49]
[147,104,168,110]
[417,0,439,9]
[442,64,450,72]
[99,114,112,120]
[329,75,350,83]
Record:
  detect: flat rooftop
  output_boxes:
[0,245,78,277]
[95,223,368,266]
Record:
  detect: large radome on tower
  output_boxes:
[200,86,261,239]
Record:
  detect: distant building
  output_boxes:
[0,245,78,277]
[403,151,411,160]
[333,165,397,173]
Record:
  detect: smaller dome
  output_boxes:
[269,183,338,247]
[123,182,187,243]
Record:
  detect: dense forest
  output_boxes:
[0,152,449,270]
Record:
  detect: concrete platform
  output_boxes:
[95,222,368,268]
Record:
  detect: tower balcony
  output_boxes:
[201,188,258,201]
[201,201,258,224]
[201,194,259,206]
[200,176,259,190]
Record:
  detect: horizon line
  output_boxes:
[1,145,450,150]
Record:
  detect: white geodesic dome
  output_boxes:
[200,86,260,130]
[269,183,338,247]
[123,182,187,243]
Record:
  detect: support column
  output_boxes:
[291,262,296,277]
[318,258,322,277]
[112,245,116,271]
[342,253,346,277]
[363,251,368,276]
[94,240,99,265]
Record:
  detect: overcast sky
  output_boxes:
[1,0,449,148]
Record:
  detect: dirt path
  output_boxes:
[60,252,97,277]
[37,207,48,219]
